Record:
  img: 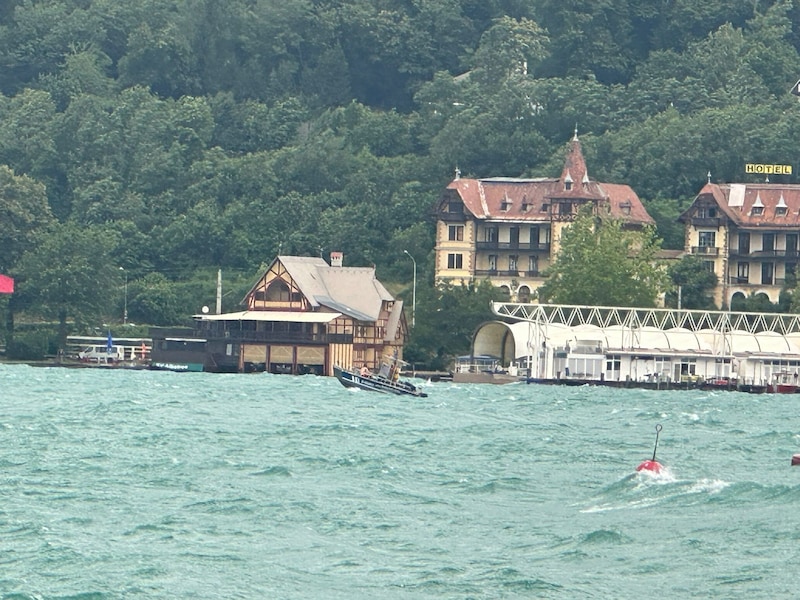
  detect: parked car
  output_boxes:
[78,345,125,362]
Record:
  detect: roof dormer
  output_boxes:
[776,193,788,216]
[751,193,764,216]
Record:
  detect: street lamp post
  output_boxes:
[403,250,416,328]
[119,267,127,324]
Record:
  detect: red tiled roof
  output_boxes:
[448,177,555,221]
[597,183,653,224]
[558,134,598,199]
[442,135,653,226]
[690,183,800,227]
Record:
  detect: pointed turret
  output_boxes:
[560,128,589,192]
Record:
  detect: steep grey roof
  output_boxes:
[277,256,393,322]
[277,256,329,309]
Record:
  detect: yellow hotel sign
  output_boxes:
[745,163,793,175]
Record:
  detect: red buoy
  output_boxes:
[792,454,800,466]
[636,459,663,473]
[637,424,664,473]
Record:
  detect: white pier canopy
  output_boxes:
[477,303,800,385]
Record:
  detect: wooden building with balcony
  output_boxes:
[433,132,654,300]
[679,181,800,308]
[149,254,407,375]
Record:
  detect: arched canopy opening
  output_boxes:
[472,321,537,365]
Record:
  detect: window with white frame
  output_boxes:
[528,255,539,275]
[448,225,464,241]
[698,231,716,247]
[447,253,463,269]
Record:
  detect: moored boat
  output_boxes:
[452,354,525,385]
[766,371,800,394]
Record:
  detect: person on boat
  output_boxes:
[360,364,371,377]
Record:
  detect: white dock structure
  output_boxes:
[483,303,800,387]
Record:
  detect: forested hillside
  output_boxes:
[2,0,800,360]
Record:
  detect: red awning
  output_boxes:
[0,274,14,294]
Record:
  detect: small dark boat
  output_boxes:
[333,364,428,397]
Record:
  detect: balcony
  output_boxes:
[691,246,720,256]
[159,323,351,345]
[475,241,551,252]
[438,212,466,222]
[729,276,788,287]
[475,269,517,277]
[690,217,721,227]
[747,250,799,260]
[474,269,542,278]
[727,277,750,285]
[730,247,800,258]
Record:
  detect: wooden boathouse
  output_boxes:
[149,254,408,375]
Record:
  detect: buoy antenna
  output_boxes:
[651,424,662,461]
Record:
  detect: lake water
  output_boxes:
[1,364,798,599]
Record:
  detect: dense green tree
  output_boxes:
[428,78,552,177]
[0,0,106,95]
[738,291,781,313]
[593,101,799,202]
[664,255,719,310]
[333,0,478,110]
[0,89,59,179]
[405,278,505,371]
[470,16,549,84]
[38,47,117,110]
[117,21,200,99]
[13,222,122,348]
[537,208,666,307]
[646,0,765,53]
[642,197,687,250]
[0,165,54,272]
[742,0,800,97]
[532,0,649,84]
[0,165,55,348]
[127,272,182,326]
[209,94,307,154]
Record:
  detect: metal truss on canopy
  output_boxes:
[491,303,800,336]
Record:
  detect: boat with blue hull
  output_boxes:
[333,365,428,397]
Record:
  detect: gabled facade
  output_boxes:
[433,133,654,300]
[150,254,407,375]
[678,182,800,308]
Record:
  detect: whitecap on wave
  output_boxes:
[579,468,732,513]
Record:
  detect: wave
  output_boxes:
[581,468,800,514]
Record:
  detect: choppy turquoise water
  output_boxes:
[1,364,799,599]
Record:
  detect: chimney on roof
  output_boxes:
[330,251,343,267]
